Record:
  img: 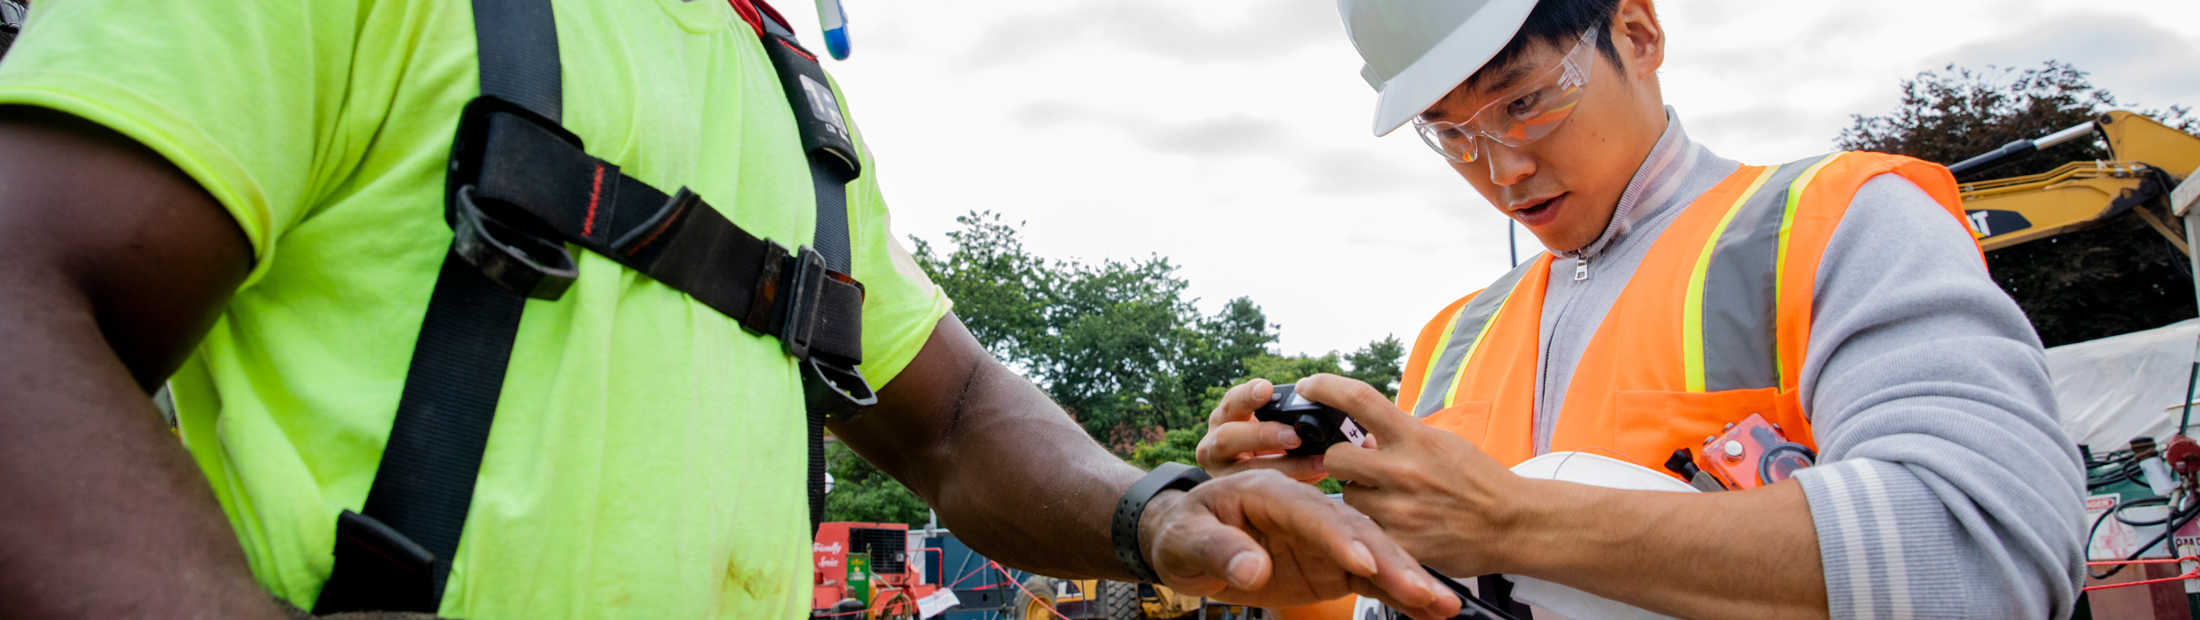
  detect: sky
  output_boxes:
[779,0,2200,357]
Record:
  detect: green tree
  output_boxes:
[1345,335,1407,399]
[912,211,1285,446]
[822,441,930,525]
[829,212,1293,523]
[907,212,1053,360]
[1837,61,2197,346]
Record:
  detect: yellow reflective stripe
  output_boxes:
[1442,287,1516,409]
[1682,166,1780,393]
[1413,305,1468,411]
[1772,153,1844,387]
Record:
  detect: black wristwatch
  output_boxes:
[1111,462,1211,584]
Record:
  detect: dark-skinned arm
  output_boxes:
[832,317,1462,618]
[0,108,286,618]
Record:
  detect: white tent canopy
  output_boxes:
[2047,319,2200,450]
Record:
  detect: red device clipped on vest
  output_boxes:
[1695,413,1815,490]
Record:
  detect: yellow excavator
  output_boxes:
[1010,575,1224,620]
[1952,110,2200,256]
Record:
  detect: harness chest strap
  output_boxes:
[314,0,868,612]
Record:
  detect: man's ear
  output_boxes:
[1611,0,1665,79]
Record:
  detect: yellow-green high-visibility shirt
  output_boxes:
[0,1,950,617]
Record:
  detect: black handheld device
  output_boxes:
[1253,383,1368,457]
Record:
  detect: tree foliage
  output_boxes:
[824,212,1405,524]
[910,211,1290,447]
[823,440,931,526]
[1837,61,2197,346]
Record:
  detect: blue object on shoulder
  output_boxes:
[815,0,851,60]
[824,26,850,60]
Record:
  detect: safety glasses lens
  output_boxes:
[1415,122,1478,163]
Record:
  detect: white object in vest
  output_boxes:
[1356,452,1696,620]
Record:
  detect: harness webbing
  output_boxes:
[313,0,868,612]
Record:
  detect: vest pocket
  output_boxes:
[1421,401,1493,445]
[1611,388,1805,472]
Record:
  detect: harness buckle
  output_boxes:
[450,185,578,300]
[776,245,829,361]
[802,355,877,417]
[773,245,875,414]
[444,95,584,300]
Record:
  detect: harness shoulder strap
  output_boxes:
[315,0,869,611]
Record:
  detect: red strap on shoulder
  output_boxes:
[749,0,796,33]
[726,0,764,36]
[726,0,797,38]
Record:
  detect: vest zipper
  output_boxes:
[1573,256,1590,281]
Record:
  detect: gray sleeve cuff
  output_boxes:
[1799,458,1979,619]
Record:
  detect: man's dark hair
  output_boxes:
[1479,0,1624,84]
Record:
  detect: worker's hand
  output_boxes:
[1195,379,1331,482]
[1139,468,1460,620]
[1303,374,1533,577]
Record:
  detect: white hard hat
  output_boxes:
[1338,0,1539,136]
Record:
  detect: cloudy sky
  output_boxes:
[781,0,2200,357]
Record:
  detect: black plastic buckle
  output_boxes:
[451,185,578,300]
[771,245,876,414]
[314,510,439,614]
[803,356,877,416]
[442,95,584,300]
[776,245,829,360]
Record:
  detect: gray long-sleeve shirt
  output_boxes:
[1520,110,2085,618]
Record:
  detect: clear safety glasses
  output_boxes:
[1413,28,1599,164]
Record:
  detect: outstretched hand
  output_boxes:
[1138,469,1460,620]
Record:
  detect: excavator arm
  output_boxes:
[1956,111,2200,253]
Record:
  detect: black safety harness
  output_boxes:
[314,0,869,612]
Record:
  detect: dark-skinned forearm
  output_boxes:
[0,109,282,618]
[836,317,1148,580]
[1501,479,1827,620]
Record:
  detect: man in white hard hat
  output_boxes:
[1198,0,2085,617]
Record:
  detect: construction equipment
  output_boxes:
[813,522,940,620]
[1953,111,2200,620]
[1953,111,2200,255]
[1010,577,1226,620]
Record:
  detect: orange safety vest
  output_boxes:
[1396,151,1978,473]
[1274,152,1975,620]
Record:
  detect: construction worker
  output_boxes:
[1199,0,2086,617]
[0,2,1462,619]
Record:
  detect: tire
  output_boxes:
[1011,576,1060,620]
[869,589,918,620]
[1099,580,1142,620]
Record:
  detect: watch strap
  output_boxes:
[1110,462,1212,584]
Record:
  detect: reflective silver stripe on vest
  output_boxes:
[1412,259,1538,417]
[1698,153,1842,392]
